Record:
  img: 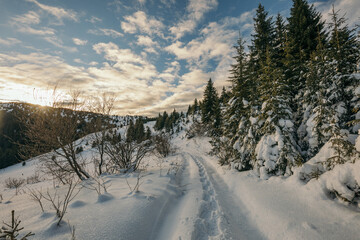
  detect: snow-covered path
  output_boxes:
[175,138,360,240]
[154,140,265,240]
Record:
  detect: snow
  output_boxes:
[1,125,360,240]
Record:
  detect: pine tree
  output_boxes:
[255,49,302,176]
[273,14,287,68]
[251,4,275,69]
[328,6,360,134]
[145,126,152,139]
[126,119,135,142]
[202,78,218,124]
[287,0,326,62]
[219,86,230,105]
[286,0,327,118]
[325,118,359,170]
[220,35,252,168]
[134,118,145,143]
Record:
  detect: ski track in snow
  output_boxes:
[190,153,226,240]
[184,151,265,240]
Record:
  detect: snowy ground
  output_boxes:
[1,127,360,239]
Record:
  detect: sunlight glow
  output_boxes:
[0,81,63,107]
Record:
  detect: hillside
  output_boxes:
[0,102,138,169]
[0,121,360,240]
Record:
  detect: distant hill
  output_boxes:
[0,102,140,169]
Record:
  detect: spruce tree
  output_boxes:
[221,35,252,168]
[251,4,275,69]
[126,119,135,142]
[287,0,326,61]
[255,49,302,176]
[202,78,218,124]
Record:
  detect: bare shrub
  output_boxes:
[81,177,110,196]
[125,169,148,193]
[105,139,153,173]
[4,178,25,195]
[0,210,34,240]
[153,133,174,158]
[26,173,41,184]
[27,188,44,212]
[185,120,207,139]
[167,160,182,176]
[42,180,81,226]
[68,221,77,240]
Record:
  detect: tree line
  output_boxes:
[190,0,359,177]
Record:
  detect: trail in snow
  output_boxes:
[154,139,264,240]
[191,153,266,240]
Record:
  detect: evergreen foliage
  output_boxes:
[197,0,360,177]
[154,109,180,133]
[201,78,221,136]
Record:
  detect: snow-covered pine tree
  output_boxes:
[327,6,360,134]
[254,49,302,178]
[298,34,333,158]
[287,0,327,144]
[215,36,250,166]
[201,78,221,136]
[236,4,275,172]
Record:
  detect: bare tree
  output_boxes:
[18,90,90,182]
[88,93,116,175]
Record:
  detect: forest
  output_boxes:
[188,1,359,179]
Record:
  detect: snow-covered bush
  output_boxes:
[320,160,360,205]
[186,120,207,139]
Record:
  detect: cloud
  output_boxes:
[26,0,78,24]
[93,42,158,80]
[160,0,176,8]
[72,38,87,45]
[314,0,360,27]
[11,11,40,24]
[0,37,21,46]
[11,11,56,35]
[163,11,257,111]
[136,35,157,47]
[89,61,98,66]
[74,58,85,64]
[121,11,164,36]
[88,28,123,38]
[165,21,236,67]
[0,52,93,89]
[45,36,78,52]
[169,0,218,39]
[87,16,102,23]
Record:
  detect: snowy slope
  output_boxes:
[1,126,360,239]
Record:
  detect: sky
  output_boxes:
[0,0,359,116]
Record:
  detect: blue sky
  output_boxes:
[0,0,358,116]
